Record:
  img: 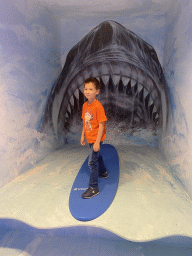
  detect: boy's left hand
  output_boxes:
[93,142,100,152]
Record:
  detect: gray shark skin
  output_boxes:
[41,20,170,139]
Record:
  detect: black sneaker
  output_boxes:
[82,186,99,199]
[99,171,109,179]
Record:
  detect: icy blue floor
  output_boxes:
[0,222,192,256]
[0,143,192,255]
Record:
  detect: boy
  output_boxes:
[81,77,108,199]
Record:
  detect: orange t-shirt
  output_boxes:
[81,99,107,144]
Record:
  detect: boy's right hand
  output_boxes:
[81,136,85,146]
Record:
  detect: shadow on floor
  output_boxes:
[0,219,191,256]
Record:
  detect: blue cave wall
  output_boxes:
[161,0,192,196]
[0,0,62,186]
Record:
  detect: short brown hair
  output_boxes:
[84,77,101,90]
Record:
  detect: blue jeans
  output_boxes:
[88,142,106,188]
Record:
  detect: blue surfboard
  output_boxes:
[69,144,119,221]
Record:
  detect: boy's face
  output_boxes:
[84,82,99,102]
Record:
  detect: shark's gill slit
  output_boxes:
[41,20,170,144]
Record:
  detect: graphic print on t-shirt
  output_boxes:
[85,109,94,131]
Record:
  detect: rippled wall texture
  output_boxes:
[0,0,192,196]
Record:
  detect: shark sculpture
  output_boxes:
[41,20,170,140]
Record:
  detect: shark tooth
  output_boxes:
[148,96,153,107]
[155,113,159,119]
[143,87,149,100]
[95,76,100,82]
[67,104,71,114]
[137,83,143,94]
[79,84,84,94]
[102,75,110,85]
[112,75,121,86]
[131,79,137,89]
[74,88,79,100]
[122,77,130,87]
[70,95,74,106]
[152,105,157,114]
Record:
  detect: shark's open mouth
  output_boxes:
[41,21,169,141]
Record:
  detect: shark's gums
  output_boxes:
[41,20,170,140]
